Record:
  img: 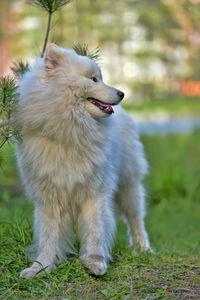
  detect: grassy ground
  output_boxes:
[122,96,200,116]
[0,130,200,299]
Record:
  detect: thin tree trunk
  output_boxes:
[41,11,52,58]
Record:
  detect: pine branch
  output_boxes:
[0,77,19,150]
[11,60,30,78]
[0,132,20,150]
[0,136,10,149]
[10,1,74,77]
[73,43,101,63]
[41,10,53,57]
[27,0,73,13]
[0,77,19,109]
[28,0,73,57]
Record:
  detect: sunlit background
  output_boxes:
[1,0,200,134]
[1,0,200,100]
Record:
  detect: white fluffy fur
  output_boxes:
[15,44,151,278]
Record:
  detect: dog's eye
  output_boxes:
[91,77,98,82]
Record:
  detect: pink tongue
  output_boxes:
[94,100,114,113]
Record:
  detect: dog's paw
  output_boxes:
[20,263,55,279]
[20,265,41,279]
[83,255,108,276]
[131,236,153,253]
[138,241,154,253]
[132,243,154,254]
[142,245,154,253]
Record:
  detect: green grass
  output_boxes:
[122,96,200,116]
[0,131,200,299]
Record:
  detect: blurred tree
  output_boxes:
[129,0,200,96]
[1,0,200,99]
[165,0,200,80]
[130,0,183,96]
[0,0,19,76]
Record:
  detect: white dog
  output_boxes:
[15,44,151,279]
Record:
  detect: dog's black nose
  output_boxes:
[117,90,124,100]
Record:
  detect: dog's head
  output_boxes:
[44,44,124,118]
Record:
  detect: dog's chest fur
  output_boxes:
[16,121,112,207]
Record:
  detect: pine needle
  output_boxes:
[0,77,19,108]
[73,43,101,63]
[0,77,19,126]
[0,77,20,150]
[27,0,73,13]
[11,60,30,78]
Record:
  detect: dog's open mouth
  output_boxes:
[87,98,114,114]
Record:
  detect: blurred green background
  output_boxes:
[1,0,200,101]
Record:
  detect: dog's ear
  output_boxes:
[44,44,64,70]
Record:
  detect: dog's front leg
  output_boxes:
[20,206,71,279]
[78,196,114,276]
